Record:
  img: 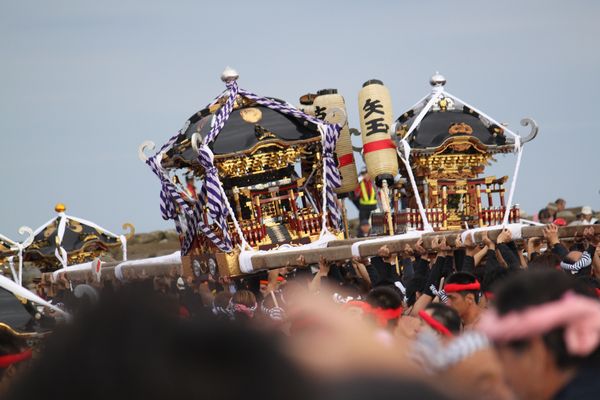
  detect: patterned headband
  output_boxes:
[478,291,600,356]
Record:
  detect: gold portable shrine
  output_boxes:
[368,73,538,233]
[157,70,345,278]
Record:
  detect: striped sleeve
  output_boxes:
[560,251,592,272]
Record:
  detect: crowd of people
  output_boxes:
[0,189,599,399]
[1,214,600,399]
[537,198,597,226]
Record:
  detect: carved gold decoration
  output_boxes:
[122,223,136,240]
[395,123,409,138]
[69,220,83,233]
[67,250,100,265]
[254,125,277,141]
[83,234,99,242]
[439,98,448,110]
[43,224,57,239]
[216,145,306,177]
[414,153,491,179]
[448,122,473,135]
[438,137,486,154]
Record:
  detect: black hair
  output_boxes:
[494,269,600,369]
[424,303,462,334]
[528,252,561,270]
[365,286,402,329]
[538,208,551,220]
[481,267,511,296]
[568,242,586,252]
[445,272,481,304]
[366,286,402,310]
[6,286,313,400]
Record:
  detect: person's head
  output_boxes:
[212,291,233,320]
[230,290,258,320]
[444,272,481,321]
[562,250,592,276]
[555,198,566,212]
[365,286,403,330]
[581,206,593,221]
[528,252,561,270]
[358,220,371,236]
[479,269,600,400]
[481,267,511,300]
[418,303,462,337]
[6,287,312,400]
[546,203,558,218]
[538,208,553,224]
[232,290,257,308]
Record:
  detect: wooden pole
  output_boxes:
[339,198,350,239]
[43,226,600,279]
[245,224,600,271]
[380,179,400,275]
[43,259,181,282]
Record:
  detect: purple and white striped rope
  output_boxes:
[195,80,240,250]
[149,77,343,255]
[238,89,324,126]
[319,123,342,230]
[146,132,181,221]
[145,130,231,254]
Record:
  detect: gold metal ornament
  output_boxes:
[448,122,473,135]
[240,107,263,123]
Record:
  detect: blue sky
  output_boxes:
[1,0,598,238]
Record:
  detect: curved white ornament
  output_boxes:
[138,140,156,162]
[191,132,203,155]
[17,226,34,248]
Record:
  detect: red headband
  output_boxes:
[0,349,32,368]
[345,301,403,327]
[371,307,403,327]
[444,282,481,293]
[260,277,286,285]
[418,310,453,337]
[346,300,370,310]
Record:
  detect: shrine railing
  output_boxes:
[376,205,521,232]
